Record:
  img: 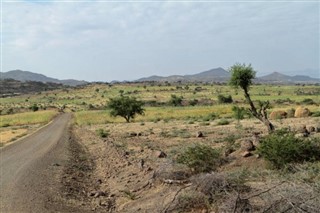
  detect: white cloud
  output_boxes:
[2,1,319,81]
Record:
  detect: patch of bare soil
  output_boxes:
[61,117,320,212]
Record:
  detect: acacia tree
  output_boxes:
[108,96,145,122]
[229,63,274,132]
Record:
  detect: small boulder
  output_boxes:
[240,139,255,151]
[308,126,315,133]
[296,125,309,135]
[129,132,137,137]
[269,110,287,120]
[294,107,310,118]
[196,131,204,138]
[154,150,167,158]
[242,151,252,158]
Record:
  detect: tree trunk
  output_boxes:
[244,89,275,133]
[261,117,275,133]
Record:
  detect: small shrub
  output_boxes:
[301,98,315,105]
[169,94,183,106]
[217,94,233,104]
[177,144,222,173]
[122,189,136,200]
[232,106,246,121]
[203,112,218,121]
[1,123,10,127]
[217,119,230,125]
[311,111,320,117]
[174,191,209,212]
[88,104,95,110]
[189,99,199,106]
[187,120,195,124]
[286,108,295,118]
[96,128,109,138]
[257,129,320,169]
[30,104,39,112]
[5,108,14,115]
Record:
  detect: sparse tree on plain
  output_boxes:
[107,95,145,122]
[229,63,274,132]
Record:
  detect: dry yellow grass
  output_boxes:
[74,105,234,125]
[0,110,58,127]
[0,128,28,145]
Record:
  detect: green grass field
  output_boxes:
[1,83,319,126]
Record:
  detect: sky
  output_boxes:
[1,0,319,81]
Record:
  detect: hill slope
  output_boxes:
[0,78,66,96]
[137,69,319,84]
[259,72,320,83]
[137,67,230,82]
[1,70,87,86]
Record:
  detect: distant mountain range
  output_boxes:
[257,72,319,83]
[1,68,319,85]
[0,70,87,86]
[137,68,319,84]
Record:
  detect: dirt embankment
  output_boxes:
[60,117,320,213]
[61,126,191,213]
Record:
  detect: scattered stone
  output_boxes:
[96,179,102,184]
[129,132,137,137]
[297,125,310,137]
[255,154,261,159]
[224,148,235,157]
[145,167,153,172]
[94,191,107,198]
[242,151,252,158]
[138,159,144,169]
[240,139,255,151]
[308,126,315,133]
[154,150,167,158]
[138,132,142,136]
[196,131,204,138]
[294,107,310,118]
[89,191,96,197]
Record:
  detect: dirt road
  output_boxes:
[0,113,71,213]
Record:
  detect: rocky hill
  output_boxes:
[1,70,87,86]
[258,72,320,83]
[137,68,319,84]
[0,78,67,97]
[137,67,230,82]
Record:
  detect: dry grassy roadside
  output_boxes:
[63,116,320,212]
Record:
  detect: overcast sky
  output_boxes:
[2,0,319,81]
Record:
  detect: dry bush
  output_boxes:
[171,191,210,212]
[153,161,191,183]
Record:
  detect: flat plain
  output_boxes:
[1,82,320,212]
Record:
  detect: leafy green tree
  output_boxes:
[108,96,145,122]
[229,63,274,132]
